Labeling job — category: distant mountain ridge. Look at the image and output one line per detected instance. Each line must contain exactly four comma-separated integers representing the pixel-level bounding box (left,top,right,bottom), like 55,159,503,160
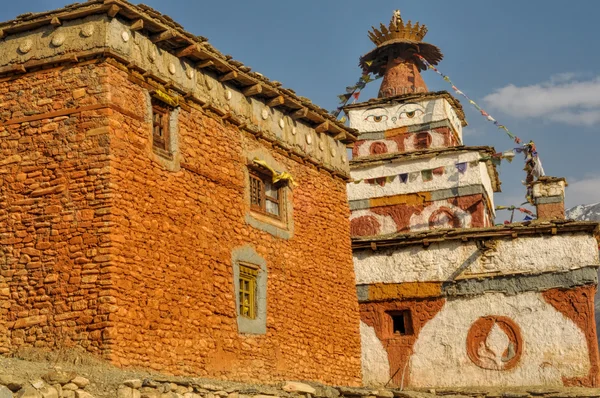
566,202,600,221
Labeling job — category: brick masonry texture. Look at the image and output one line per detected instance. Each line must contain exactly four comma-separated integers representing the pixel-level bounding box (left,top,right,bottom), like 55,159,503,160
0,61,362,385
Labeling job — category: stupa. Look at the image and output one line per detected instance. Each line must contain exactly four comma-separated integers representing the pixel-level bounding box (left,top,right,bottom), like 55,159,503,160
346,10,600,388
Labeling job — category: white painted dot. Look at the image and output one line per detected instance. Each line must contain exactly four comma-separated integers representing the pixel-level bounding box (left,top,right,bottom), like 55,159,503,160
261,108,269,120
51,34,65,47
168,63,176,75
81,24,95,38
186,68,194,79
330,147,336,157
291,127,297,135
319,141,325,151
306,134,312,145
148,49,156,63
18,40,33,54
121,31,130,42
225,90,232,100
279,119,285,129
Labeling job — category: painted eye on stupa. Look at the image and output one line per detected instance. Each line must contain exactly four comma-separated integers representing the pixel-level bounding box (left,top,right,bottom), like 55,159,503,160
364,114,388,122
397,103,425,120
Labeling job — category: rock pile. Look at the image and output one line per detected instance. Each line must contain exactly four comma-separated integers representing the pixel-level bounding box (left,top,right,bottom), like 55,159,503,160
0,370,92,398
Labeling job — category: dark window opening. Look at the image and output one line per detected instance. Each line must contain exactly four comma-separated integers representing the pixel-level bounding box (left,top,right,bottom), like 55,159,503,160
389,310,413,336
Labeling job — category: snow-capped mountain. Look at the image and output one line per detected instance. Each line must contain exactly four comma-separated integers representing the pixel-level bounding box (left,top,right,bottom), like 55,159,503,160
566,202,600,221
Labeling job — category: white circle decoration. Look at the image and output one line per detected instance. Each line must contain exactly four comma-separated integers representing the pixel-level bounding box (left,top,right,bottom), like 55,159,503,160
18,40,33,54
81,24,95,38
186,68,194,79
291,127,297,135
168,63,176,75
306,134,312,145
121,31,130,42
51,34,65,47
279,119,285,129
148,49,157,63
225,90,232,100
261,108,269,120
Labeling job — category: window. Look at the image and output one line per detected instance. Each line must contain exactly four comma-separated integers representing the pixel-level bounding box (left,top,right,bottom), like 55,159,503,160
249,171,283,219
388,310,413,336
239,264,259,319
152,98,170,152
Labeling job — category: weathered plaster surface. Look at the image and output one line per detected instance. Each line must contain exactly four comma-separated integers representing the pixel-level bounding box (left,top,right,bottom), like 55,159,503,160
347,98,463,138
348,151,496,210
354,234,600,285
444,267,598,297
409,292,590,387
360,321,390,386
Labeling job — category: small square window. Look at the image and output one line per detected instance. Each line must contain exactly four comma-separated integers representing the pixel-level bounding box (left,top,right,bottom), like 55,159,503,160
239,264,259,319
388,310,413,336
249,170,283,219
151,99,170,152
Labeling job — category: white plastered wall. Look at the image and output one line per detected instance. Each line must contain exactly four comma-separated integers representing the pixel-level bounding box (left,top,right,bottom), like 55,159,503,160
409,292,590,387
354,234,599,285
347,98,463,139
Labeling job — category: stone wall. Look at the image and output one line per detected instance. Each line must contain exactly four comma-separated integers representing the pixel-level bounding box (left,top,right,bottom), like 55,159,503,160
0,63,113,356
0,56,362,384
101,63,362,384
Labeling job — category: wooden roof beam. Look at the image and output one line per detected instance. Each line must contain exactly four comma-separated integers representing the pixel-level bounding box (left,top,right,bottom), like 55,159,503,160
219,70,238,82
291,107,308,120
175,44,198,58
315,121,329,134
196,60,214,69
107,5,121,18
150,29,177,43
266,96,284,108
50,17,61,27
242,84,262,97
130,19,144,31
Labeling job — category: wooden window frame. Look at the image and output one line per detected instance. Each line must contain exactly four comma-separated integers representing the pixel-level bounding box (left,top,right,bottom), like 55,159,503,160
239,263,259,320
151,98,171,152
249,169,284,221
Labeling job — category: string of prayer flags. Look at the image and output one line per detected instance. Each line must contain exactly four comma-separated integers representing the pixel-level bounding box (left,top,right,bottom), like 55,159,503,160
416,54,522,144
415,53,546,202
332,72,381,118
351,160,480,186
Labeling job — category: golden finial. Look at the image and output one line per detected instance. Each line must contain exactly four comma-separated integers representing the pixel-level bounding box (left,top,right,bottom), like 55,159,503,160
368,10,429,46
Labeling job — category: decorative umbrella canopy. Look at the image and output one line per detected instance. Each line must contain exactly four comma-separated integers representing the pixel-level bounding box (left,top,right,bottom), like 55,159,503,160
360,11,443,98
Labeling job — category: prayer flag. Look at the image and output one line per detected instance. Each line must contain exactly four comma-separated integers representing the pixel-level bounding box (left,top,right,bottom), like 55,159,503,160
456,162,467,174
399,173,408,183
421,169,433,182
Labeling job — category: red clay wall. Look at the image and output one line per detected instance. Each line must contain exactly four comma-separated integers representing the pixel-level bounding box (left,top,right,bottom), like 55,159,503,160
103,65,362,384
0,63,113,355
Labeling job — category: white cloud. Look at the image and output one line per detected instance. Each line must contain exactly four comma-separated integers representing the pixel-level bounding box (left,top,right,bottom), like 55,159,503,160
483,74,600,126
565,176,600,208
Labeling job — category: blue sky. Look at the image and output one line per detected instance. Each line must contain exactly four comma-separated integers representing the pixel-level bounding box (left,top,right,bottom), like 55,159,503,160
3,1,600,221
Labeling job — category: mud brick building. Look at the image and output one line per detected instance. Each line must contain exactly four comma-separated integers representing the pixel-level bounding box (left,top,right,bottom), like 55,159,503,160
348,11,600,388
0,0,362,384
